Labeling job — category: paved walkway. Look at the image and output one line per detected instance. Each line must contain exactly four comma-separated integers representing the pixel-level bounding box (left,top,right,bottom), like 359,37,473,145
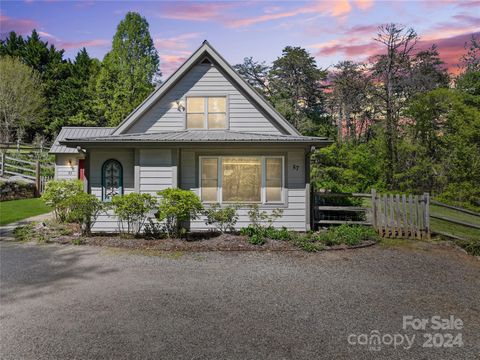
0,212,53,240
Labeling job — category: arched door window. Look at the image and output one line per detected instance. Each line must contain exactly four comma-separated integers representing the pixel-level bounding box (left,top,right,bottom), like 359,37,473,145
102,159,123,201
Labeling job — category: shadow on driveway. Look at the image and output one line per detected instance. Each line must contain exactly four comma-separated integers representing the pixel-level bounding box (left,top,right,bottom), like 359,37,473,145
0,242,117,304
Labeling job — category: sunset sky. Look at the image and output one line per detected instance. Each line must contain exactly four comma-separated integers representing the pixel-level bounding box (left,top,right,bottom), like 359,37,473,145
1,0,479,78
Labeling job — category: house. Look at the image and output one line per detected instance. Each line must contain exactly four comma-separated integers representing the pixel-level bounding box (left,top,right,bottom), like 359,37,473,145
52,41,331,232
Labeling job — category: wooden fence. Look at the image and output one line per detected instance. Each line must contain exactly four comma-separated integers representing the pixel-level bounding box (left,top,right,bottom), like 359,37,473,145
313,189,431,239
312,192,371,226
0,153,54,195
371,190,430,239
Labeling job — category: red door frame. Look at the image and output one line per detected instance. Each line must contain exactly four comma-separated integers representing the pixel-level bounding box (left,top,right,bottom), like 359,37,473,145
78,159,85,181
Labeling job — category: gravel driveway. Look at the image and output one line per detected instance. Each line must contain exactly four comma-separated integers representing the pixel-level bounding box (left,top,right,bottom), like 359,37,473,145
1,241,479,359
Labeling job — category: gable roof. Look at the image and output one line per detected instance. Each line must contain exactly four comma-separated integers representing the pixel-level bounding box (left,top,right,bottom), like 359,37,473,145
112,41,301,136
61,130,330,147
50,127,114,154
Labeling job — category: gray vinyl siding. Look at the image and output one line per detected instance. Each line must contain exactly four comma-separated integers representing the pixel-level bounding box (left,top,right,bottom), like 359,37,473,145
126,63,284,135
180,147,308,231
139,149,174,195
89,149,135,232
55,154,82,180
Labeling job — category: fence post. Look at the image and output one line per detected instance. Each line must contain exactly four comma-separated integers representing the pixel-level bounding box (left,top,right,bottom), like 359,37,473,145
0,152,4,176
35,160,41,197
424,192,430,240
371,189,377,230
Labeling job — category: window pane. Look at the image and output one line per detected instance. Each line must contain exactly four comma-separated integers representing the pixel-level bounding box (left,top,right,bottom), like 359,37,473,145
201,158,218,202
222,157,261,202
208,113,226,129
208,97,226,113
266,158,282,179
201,158,218,180
202,179,218,202
186,113,205,129
187,97,204,113
266,179,282,202
266,158,282,202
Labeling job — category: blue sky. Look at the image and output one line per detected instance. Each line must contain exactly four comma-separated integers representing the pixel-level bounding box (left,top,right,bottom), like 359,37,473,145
1,1,479,78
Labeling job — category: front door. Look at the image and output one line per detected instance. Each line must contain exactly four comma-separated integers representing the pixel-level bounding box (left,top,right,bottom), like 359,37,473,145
78,159,85,181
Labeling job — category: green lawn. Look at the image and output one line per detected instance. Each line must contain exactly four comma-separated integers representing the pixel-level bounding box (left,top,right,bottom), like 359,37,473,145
0,198,52,226
429,204,480,241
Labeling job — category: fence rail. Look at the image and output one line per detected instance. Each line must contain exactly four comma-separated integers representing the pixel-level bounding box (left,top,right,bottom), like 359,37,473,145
313,189,431,239
0,152,54,195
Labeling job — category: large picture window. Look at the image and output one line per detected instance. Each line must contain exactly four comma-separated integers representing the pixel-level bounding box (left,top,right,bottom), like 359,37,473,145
200,156,283,204
102,159,123,201
186,97,226,129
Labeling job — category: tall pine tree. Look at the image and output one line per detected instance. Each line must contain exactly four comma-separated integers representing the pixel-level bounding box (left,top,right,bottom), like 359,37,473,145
96,12,160,126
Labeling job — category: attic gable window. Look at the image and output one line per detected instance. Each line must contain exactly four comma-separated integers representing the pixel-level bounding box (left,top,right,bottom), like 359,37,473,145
186,96,226,129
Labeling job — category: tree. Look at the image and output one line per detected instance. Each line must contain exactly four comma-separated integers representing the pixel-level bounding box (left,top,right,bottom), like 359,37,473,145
329,61,374,141
460,34,480,72
403,88,480,200
372,23,418,189
0,30,72,140
456,35,480,96
50,48,103,131
0,56,44,143
407,45,450,95
268,46,327,133
234,57,270,96
96,12,160,126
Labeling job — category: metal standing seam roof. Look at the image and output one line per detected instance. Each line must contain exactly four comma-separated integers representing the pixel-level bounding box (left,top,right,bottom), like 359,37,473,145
60,130,331,146
49,127,114,153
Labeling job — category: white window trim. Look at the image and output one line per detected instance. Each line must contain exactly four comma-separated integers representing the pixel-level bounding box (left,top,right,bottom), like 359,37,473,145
185,95,228,130
199,156,285,205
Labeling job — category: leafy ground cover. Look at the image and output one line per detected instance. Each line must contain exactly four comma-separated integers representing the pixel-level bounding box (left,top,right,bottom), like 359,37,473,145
12,221,378,253
0,198,51,226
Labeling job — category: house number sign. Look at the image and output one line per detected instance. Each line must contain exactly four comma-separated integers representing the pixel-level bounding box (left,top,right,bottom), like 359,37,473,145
292,164,299,171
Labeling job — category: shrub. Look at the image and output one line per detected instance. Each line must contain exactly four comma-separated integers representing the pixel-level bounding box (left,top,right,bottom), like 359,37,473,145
312,225,379,247
143,218,166,240
110,193,157,236
156,188,203,238
291,233,324,252
247,204,283,228
13,224,34,241
72,238,86,245
203,203,239,233
249,233,266,245
240,225,294,245
264,226,293,241
66,192,105,236
455,239,480,256
41,180,83,222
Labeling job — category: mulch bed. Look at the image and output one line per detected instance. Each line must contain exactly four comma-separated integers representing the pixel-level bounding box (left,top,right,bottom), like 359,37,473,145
75,233,298,251
30,221,377,252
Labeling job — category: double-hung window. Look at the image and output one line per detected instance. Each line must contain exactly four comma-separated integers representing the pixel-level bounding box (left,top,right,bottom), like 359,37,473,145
200,156,284,204
186,96,227,129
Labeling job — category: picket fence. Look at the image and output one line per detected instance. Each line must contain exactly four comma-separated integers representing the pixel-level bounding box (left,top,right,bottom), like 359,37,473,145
371,189,430,239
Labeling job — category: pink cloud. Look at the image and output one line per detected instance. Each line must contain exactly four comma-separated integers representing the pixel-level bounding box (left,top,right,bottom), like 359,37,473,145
157,1,238,22
154,32,202,52
160,54,188,76
420,32,480,74
0,13,37,36
229,1,353,28
456,1,480,8
59,39,110,49
353,0,374,10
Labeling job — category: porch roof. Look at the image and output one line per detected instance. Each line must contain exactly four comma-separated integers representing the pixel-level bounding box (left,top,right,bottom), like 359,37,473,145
61,130,331,147
50,127,114,154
